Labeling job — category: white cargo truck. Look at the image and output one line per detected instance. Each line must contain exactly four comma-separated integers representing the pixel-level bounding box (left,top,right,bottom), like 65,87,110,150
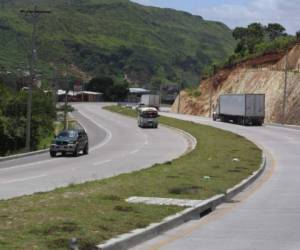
213,94,265,126
140,94,160,110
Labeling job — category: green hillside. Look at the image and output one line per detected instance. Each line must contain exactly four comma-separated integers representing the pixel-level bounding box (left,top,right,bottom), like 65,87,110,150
0,0,235,88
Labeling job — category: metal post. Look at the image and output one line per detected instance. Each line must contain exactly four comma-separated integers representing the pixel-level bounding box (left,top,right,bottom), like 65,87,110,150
177,88,181,114
209,65,216,118
64,89,69,130
63,62,69,130
282,50,288,124
25,9,37,152
52,68,58,105
20,6,51,152
177,81,183,114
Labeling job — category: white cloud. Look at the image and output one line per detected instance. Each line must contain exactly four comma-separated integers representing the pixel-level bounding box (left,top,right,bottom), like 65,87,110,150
131,0,300,34
197,0,300,34
131,0,158,6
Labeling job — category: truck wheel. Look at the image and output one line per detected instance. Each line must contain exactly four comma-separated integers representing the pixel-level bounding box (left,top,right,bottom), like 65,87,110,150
257,120,263,126
50,151,56,157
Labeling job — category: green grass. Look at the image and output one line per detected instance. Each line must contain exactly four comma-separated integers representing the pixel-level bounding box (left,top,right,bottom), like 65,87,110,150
0,106,261,249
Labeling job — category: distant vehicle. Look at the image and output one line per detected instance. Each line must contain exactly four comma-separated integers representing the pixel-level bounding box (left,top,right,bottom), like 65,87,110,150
213,94,265,126
138,107,159,128
50,129,89,157
140,94,160,110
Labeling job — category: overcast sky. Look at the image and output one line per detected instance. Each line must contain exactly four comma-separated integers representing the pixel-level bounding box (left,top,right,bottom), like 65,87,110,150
130,0,300,34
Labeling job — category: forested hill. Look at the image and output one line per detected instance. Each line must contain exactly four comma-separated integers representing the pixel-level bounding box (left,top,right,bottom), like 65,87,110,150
0,0,235,87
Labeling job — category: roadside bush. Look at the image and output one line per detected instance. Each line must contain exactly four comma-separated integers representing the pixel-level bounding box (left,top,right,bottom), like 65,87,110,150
0,83,56,155
255,36,295,54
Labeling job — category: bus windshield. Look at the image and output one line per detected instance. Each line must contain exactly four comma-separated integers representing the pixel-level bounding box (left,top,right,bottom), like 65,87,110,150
141,111,158,118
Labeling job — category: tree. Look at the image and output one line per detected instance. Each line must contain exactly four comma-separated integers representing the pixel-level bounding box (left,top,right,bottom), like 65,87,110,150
0,82,56,155
87,76,114,101
266,23,286,40
232,27,248,41
232,24,265,54
111,82,129,102
232,27,248,55
87,76,129,101
246,23,265,53
232,22,288,56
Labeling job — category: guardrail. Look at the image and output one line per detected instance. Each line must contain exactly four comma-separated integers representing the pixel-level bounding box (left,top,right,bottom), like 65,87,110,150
0,149,49,163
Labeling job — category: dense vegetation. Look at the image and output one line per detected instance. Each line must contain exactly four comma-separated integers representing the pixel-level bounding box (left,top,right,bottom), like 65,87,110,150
202,23,298,77
0,83,56,156
87,76,129,101
0,0,235,89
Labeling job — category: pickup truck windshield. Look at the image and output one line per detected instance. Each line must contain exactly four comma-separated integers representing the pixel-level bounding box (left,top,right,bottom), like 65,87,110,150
57,131,77,139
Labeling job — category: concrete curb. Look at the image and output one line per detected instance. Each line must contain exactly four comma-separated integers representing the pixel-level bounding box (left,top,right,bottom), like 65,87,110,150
0,149,49,163
162,125,197,155
97,154,266,250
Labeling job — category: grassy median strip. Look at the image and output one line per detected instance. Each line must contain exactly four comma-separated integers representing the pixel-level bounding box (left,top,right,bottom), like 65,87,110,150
0,106,262,250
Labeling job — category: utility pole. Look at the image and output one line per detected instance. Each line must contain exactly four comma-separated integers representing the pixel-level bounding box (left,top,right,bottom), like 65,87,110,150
177,86,181,114
177,79,183,114
282,49,288,124
20,6,51,152
64,90,69,130
52,67,58,105
209,64,216,118
63,62,69,130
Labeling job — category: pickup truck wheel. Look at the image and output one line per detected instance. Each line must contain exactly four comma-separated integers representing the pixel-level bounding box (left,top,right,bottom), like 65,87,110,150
83,143,89,155
73,147,79,157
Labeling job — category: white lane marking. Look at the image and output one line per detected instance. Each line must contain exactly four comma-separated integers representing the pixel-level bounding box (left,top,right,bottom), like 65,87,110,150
130,149,140,155
0,159,57,172
92,159,112,166
144,137,149,145
1,174,48,184
76,110,112,152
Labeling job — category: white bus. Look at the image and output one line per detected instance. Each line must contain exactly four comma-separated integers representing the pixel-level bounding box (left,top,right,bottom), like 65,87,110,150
138,107,159,128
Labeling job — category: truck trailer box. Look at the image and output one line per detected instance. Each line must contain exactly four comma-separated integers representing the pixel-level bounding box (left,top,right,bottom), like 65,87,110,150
219,94,265,117
214,94,265,126
140,94,160,109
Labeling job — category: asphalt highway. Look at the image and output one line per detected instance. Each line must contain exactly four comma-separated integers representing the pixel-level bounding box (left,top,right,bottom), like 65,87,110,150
0,103,188,200
133,113,300,250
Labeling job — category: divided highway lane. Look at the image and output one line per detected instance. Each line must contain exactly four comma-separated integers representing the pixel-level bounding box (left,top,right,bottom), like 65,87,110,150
0,103,188,200
133,113,300,250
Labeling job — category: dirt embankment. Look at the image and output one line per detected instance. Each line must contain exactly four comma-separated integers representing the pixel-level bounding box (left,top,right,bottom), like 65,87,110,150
171,44,300,125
